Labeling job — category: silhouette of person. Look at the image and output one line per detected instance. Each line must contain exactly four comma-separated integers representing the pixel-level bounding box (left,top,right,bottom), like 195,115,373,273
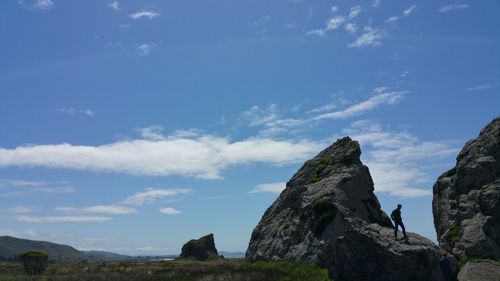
391,204,408,240
439,255,456,281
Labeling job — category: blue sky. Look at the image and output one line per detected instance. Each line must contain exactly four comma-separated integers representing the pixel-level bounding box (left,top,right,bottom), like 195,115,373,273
0,0,499,255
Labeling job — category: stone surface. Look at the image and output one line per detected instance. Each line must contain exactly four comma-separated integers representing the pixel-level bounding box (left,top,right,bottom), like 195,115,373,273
433,117,500,259
180,233,219,261
458,259,500,281
247,137,448,281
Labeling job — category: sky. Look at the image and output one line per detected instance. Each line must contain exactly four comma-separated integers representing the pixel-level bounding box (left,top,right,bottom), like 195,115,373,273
0,0,499,256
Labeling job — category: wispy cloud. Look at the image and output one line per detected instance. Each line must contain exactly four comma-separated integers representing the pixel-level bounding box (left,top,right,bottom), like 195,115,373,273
137,43,154,56
122,189,191,205
249,182,286,194
348,26,386,48
348,5,362,20
83,205,138,215
314,91,406,120
466,84,492,92
19,0,53,11
159,207,182,215
344,23,358,34
58,108,95,117
16,215,111,223
306,15,345,37
108,1,119,11
372,0,381,8
308,97,351,113
1,206,35,214
0,229,38,238
344,120,459,197
0,178,75,196
438,4,469,13
129,10,160,20
403,4,416,17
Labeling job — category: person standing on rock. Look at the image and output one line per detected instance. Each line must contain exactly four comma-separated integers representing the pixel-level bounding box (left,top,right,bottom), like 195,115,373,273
391,204,408,241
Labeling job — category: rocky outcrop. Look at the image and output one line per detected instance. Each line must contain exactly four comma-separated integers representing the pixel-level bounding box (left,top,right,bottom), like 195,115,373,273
180,234,219,261
457,260,500,281
433,117,500,259
247,137,448,281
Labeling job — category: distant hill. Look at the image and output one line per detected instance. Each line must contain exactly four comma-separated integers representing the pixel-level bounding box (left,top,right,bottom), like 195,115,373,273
0,236,82,261
0,236,130,262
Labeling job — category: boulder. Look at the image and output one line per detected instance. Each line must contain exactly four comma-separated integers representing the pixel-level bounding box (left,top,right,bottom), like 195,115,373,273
457,259,500,281
247,137,448,281
180,233,219,261
433,117,500,259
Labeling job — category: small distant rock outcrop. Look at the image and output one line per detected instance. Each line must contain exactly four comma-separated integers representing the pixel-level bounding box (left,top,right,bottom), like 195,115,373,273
433,117,500,260
180,234,219,261
247,137,448,281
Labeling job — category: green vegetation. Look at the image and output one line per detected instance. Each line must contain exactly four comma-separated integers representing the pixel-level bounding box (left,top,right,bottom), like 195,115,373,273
19,251,48,275
0,259,333,281
312,199,338,237
444,226,461,244
309,154,333,184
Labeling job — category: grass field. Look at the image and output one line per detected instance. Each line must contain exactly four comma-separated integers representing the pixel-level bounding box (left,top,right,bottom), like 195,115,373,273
0,259,332,281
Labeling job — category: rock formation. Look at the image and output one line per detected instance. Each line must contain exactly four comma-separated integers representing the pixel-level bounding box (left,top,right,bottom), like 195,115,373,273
180,233,219,261
247,137,448,281
457,259,500,281
433,117,500,259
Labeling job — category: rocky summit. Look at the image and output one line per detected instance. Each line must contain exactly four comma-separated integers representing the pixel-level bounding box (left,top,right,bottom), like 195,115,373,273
433,117,500,259
180,233,219,261
247,137,449,281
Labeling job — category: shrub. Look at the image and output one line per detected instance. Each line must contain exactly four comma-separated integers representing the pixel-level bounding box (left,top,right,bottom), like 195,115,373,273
312,199,337,237
19,251,48,275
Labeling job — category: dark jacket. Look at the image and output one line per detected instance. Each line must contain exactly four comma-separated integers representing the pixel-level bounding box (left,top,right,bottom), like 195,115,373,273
391,208,402,222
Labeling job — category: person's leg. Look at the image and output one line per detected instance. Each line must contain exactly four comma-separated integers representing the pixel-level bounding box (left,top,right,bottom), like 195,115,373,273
394,222,399,239
400,221,407,238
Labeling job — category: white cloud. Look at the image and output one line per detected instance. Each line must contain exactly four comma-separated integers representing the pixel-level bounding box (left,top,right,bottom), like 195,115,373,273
348,6,362,20
1,206,35,214
20,0,53,10
129,10,160,20
308,98,351,113
348,26,386,48
438,4,468,13
372,0,381,8
58,108,95,117
137,125,165,141
314,91,406,121
249,182,286,194
466,84,492,92
122,189,191,205
326,15,345,30
83,205,138,215
306,15,345,37
243,104,279,127
343,120,459,198
16,215,111,223
386,16,399,23
159,207,182,215
344,23,358,34
137,43,154,56
0,134,322,179
306,29,327,37
0,229,38,238
403,5,416,17
0,178,75,196
330,6,338,13
108,1,119,11
55,206,76,212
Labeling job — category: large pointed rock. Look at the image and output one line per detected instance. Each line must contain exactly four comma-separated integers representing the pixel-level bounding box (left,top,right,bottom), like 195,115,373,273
247,137,448,281
180,234,219,261
433,117,500,259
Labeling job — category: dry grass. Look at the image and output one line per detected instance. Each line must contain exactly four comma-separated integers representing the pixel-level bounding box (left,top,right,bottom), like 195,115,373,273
0,259,332,281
